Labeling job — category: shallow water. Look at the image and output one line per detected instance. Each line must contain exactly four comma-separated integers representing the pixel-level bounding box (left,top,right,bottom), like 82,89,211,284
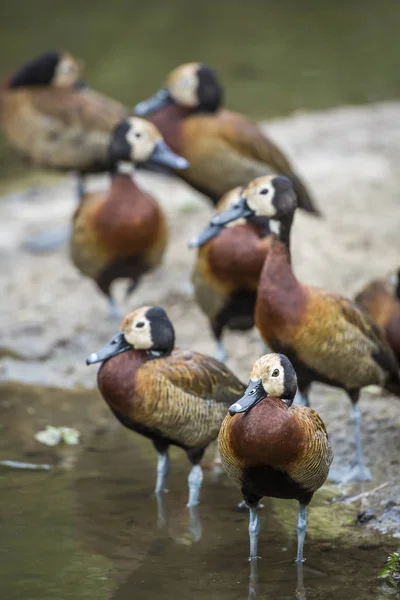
0,383,397,600
1,0,400,189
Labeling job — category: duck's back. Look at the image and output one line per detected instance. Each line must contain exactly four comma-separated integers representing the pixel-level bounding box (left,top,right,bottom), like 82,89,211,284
180,110,315,211
0,86,127,171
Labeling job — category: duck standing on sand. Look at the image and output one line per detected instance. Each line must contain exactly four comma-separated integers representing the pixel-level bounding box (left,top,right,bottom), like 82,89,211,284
70,117,188,321
134,62,320,215
87,306,245,507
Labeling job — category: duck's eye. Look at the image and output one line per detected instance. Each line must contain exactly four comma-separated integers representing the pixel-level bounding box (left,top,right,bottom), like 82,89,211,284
135,132,142,139
135,321,145,328
272,369,280,377
260,188,269,195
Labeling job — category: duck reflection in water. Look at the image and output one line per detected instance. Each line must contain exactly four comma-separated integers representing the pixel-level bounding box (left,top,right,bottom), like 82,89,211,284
154,491,202,545
248,560,306,600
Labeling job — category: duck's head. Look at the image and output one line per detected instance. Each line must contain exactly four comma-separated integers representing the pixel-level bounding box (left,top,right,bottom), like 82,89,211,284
108,116,189,171
188,186,243,248
86,306,175,365
228,353,297,415
8,50,83,89
211,175,297,235
134,62,223,116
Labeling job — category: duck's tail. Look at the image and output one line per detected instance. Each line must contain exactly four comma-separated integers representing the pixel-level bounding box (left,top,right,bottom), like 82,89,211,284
291,174,322,217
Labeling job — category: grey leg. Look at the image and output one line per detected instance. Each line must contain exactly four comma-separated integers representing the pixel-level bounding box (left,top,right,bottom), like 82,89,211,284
108,296,121,326
296,504,307,563
248,556,259,599
248,506,261,561
187,464,203,507
155,452,170,494
329,403,372,483
349,403,372,480
214,340,227,364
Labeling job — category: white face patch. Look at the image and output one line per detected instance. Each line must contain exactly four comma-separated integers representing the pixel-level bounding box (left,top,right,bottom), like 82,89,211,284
250,355,285,398
168,64,199,108
125,118,161,163
245,179,277,217
261,366,285,398
123,312,153,349
54,56,80,87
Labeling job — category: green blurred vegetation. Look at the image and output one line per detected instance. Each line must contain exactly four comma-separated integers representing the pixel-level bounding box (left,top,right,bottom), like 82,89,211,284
1,0,400,186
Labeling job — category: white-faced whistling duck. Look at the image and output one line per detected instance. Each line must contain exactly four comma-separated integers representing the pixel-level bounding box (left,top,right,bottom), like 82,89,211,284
70,117,188,322
218,353,332,563
134,62,320,215
0,50,127,175
86,305,245,507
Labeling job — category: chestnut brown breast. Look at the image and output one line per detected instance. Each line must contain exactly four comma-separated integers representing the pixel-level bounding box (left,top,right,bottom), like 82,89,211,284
224,398,305,469
207,224,271,289
97,350,149,418
70,175,167,280
94,175,167,258
255,239,308,344
218,398,332,495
